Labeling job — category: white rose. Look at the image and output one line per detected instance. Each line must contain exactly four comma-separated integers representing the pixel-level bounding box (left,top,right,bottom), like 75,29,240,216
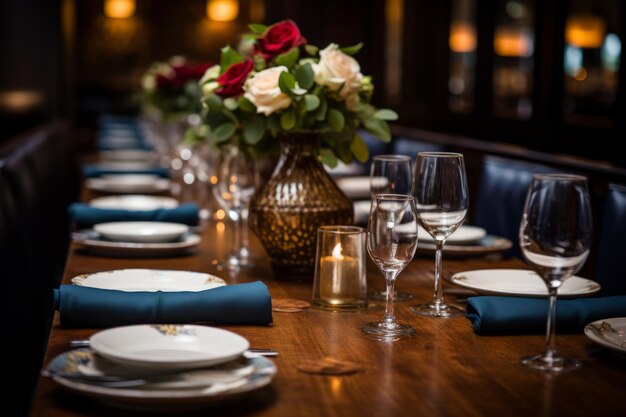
312,43,363,99
243,66,293,116
200,64,221,85
141,74,156,92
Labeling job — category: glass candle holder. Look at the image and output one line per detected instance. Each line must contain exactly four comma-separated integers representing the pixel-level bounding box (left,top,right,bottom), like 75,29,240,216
312,225,367,310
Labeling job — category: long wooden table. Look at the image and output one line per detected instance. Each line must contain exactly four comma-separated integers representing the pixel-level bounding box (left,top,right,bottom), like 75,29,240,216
30,201,626,416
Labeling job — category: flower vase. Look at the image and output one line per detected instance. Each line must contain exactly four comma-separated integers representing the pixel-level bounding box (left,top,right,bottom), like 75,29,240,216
249,132,354,280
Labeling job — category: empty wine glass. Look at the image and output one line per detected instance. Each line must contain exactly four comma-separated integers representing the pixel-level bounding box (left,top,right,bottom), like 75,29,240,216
368,155,414,302
362,194,418,339
213,145,259,271
519,174,592,372
410,152,468,318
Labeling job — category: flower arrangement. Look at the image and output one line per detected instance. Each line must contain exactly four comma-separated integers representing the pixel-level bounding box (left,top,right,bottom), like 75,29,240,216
199,20,397,166
141,56,212,121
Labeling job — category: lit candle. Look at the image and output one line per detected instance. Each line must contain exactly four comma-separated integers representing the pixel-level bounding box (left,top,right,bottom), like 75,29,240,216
319,242,362,303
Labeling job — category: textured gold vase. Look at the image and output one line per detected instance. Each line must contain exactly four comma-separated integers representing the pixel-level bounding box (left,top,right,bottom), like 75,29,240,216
249,132,354,280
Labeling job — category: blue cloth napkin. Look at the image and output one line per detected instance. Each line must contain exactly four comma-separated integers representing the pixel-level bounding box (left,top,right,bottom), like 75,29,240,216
82,164,170,178
54,281,273,328
68,203,200,229
466,295,626,335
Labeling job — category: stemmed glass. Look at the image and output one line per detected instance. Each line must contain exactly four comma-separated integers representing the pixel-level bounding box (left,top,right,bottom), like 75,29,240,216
518,174,592,372
368,155,414,302
410,152,468,318
213,145,259,271
362,194,418,339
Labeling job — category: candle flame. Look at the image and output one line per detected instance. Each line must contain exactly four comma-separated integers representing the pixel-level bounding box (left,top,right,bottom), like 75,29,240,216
332,242,344,260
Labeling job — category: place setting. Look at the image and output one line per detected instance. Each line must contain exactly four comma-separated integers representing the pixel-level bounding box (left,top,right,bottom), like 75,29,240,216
86,174,172,194
72,220,201,257
42,324,277,409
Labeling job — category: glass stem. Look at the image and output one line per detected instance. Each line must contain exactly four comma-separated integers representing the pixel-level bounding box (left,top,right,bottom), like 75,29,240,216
433,240,445,310
230,210,243,262
382,270,399,327
543,287,559,362
240,206,250,258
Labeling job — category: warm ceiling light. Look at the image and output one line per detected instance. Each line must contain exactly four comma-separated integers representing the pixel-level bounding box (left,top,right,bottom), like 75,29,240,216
449,22,477,53
206,0,239,22
566,15,606,49
494,27,533,57
104,0,136,19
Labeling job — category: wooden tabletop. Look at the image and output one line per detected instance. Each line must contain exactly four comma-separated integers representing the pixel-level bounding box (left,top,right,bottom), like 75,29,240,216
29,198,626,416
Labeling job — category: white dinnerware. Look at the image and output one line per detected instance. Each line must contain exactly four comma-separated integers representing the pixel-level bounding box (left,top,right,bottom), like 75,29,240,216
89,195,179,211
44,349,276,408
584,317,626,355
418,225,486,244
335,176,371,199
87,174,170,194
72,231,200,257
99,150,159,163
90,325,250,371
449,269,601,298
71,269,226,292
94,221,189,243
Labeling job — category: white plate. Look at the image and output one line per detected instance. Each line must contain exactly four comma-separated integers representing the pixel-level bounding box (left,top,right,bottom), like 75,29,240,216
87,175,170,194
73,231,200,257
584,317,626,354
449,269,601,298
71,269,226,292
99,150,159,162
417,235,513,258
90,325,250,371
418,225,487,244
91,161,159,171
94,221,189,243
45,349,276,409
89,195,179,211
335,176,371,199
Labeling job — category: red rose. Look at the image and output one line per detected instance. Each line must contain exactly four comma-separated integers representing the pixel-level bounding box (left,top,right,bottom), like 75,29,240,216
255,20,306,61
216,59,254,98
156,62,212,90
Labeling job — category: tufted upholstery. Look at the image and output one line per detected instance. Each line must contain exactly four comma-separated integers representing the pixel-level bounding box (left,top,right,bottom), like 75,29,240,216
472,155,559,258
595,184,626,295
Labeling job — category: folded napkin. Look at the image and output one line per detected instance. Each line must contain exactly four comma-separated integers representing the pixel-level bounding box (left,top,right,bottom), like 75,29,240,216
68,203,200,229
466,295,626,335
82,164,170,178
54,281,273,328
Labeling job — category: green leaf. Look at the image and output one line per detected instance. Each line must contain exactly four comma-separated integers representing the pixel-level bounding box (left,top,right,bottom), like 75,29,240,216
280,108,296,130
221,108,238,123
267,115,281,136
350,132,369,163
223,98,239,111
205,94,223,111
274,47,300,68
319,148,338,168
220,46,244,73
212,122,236,143
340,42,363,55
304,94,320,111
304,44,319,56
364,118,391,142
328,108,345,132
295,64,314,90
315,97,328,121
243,116,265,144
373,109,399,121
238,96,255,112
248,23,267,34
278,71,296,96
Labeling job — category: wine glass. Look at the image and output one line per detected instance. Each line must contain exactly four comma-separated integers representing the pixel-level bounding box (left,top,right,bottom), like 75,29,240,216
410,152,468,318
213,145,259,271
368,155,414,302
519,174,592,372
362,194,418,339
